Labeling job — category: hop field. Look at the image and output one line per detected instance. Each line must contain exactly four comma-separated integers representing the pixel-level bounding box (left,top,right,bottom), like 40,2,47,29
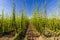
0,0,60,40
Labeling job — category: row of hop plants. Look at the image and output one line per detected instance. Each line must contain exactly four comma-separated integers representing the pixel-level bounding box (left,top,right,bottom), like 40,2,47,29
30,10,60,36
1,8,60,37
0,9,29,37
30,0,60,37
0,15,28,35
0,0,29,36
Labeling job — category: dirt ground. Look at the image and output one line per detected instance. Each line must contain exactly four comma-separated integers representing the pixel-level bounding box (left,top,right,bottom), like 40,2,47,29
0,37,13,40
0,31,16,40
0,36,60,40
38,36,60,40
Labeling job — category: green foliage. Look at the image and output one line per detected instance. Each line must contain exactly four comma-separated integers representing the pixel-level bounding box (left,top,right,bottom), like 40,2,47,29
21,11,29,31
0,10,29,34
30,0,60,36
0,0,60,38
30,10,60,35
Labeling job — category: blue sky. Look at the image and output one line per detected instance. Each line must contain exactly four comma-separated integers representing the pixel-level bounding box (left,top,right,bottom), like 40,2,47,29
0,0,58,17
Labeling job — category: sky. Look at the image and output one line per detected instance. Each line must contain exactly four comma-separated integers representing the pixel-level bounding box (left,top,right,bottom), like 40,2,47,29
0,0,59,17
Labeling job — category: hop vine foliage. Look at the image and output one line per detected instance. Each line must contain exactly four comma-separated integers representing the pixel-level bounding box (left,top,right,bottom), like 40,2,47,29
0,0,60,39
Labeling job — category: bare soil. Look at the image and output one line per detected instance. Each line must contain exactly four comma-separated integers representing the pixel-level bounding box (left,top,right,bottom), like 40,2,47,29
0,30,16,40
